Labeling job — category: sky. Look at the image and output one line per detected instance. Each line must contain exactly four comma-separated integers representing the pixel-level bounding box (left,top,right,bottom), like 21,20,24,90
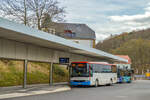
58,0,150,42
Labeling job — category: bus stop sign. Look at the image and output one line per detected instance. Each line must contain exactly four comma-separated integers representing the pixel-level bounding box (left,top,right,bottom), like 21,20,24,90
59,58,69,64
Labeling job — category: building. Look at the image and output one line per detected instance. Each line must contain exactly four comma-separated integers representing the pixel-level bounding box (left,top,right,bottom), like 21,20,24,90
115,55,132,70
42,23,96,48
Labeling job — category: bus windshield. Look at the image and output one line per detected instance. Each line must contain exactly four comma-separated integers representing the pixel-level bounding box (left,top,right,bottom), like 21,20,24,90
117,69,132,77
71,63,89,77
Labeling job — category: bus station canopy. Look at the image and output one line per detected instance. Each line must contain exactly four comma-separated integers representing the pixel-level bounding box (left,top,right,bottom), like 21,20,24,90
0,18,128,63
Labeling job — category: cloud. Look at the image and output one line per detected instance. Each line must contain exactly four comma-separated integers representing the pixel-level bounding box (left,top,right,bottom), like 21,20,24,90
96,34,110,43
109,11,150,22
109,12,150,22
108,2,150,33
59,0,150,41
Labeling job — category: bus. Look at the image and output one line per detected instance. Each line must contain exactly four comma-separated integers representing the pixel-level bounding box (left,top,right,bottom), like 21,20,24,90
117,68,133,83
70,62,117,87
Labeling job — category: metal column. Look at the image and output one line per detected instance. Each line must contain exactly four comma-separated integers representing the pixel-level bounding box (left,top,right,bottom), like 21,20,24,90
50,62,53,86
68,64,71,83
23,59,28,88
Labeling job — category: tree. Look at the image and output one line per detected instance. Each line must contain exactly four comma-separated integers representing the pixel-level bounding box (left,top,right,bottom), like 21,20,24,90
0,0,29,25
0,0,65,30
27,0,65,30
111,39,150,74
41,13,53,29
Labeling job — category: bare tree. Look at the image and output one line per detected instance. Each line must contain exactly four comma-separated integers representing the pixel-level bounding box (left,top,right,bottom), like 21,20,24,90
41,13,52,29
0,0,65,30
0,0,29,25
26,0,65,30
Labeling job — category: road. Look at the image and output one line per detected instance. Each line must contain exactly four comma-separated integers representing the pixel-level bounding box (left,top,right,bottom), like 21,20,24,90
3,80,150,100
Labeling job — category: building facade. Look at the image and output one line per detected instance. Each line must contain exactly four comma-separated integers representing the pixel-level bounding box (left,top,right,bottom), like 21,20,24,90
42,23,96,48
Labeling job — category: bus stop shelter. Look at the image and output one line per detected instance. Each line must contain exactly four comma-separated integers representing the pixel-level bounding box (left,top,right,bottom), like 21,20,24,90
0,17,128,88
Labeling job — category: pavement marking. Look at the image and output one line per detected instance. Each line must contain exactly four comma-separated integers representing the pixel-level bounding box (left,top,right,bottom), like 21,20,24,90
116,95,128,98
0,87,71,99
18,89,28,92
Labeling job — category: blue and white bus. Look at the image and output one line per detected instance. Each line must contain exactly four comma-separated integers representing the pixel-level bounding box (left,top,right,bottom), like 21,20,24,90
70,62,117,87
117,69,133,83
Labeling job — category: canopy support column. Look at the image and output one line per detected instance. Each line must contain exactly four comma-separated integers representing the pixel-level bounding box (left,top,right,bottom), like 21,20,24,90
50,62,53,86
23,59,28,88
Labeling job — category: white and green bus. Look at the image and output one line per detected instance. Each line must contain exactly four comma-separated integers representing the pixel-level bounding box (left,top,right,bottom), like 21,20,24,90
70,61,117,87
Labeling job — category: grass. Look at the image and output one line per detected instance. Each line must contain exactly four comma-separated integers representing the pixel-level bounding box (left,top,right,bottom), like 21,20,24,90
27,62,50,84
0,60,23,87
0,60,69,87
53,64,69,83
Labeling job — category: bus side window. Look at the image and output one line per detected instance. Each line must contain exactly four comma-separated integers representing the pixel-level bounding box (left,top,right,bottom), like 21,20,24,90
108,65,112,73
93,64,96,73
97,64,102,73
94,64,99,73
102,65,107,73
112,65,117,73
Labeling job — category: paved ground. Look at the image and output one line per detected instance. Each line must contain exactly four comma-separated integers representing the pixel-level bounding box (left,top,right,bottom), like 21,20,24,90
0,84,70,99
2,80,150,100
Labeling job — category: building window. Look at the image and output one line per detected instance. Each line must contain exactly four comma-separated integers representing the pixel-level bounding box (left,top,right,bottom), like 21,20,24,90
64,30,76,38
49,28,56,34
42,28,56,35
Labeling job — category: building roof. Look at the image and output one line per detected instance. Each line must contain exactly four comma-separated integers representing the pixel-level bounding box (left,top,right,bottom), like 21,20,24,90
48,23,96,39
0,17,128,63
116,55,131,64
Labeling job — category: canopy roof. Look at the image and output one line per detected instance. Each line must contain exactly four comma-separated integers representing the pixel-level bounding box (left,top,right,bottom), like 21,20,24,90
0,18,128,63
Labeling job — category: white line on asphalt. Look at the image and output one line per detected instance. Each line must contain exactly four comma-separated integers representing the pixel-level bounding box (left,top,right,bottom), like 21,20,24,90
116,95,128,98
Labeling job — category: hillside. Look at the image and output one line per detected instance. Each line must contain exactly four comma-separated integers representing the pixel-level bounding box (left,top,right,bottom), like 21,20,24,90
0,60,69,87
96,28,150,52
96,29,150,74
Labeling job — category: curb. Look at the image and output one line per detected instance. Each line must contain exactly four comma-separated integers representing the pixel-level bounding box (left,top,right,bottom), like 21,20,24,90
0,86,71,99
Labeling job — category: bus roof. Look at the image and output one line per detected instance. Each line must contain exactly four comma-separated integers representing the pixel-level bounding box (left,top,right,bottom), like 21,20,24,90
71,61,116,66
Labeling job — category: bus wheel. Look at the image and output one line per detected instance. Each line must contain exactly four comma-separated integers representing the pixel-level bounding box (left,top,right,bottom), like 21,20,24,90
95,80,98,87
107,79,113,86
110,79,113,85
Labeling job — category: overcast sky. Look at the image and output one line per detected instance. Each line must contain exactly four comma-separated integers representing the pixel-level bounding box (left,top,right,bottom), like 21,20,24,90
59,0,150,42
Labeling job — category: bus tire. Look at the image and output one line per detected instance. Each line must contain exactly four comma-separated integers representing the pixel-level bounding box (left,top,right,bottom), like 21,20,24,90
107,79,113,86
110,79,113,85
95,80,99,87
